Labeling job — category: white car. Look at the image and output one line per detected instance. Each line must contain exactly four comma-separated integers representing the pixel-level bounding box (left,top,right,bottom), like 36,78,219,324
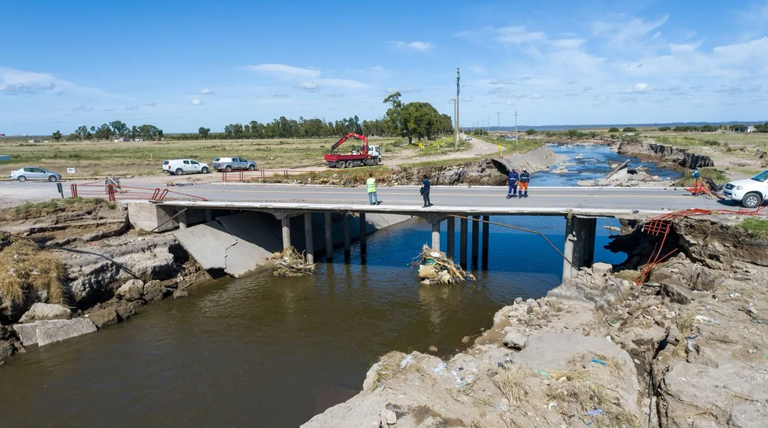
723,170,768,208
9,167,62,182
162,159,210,175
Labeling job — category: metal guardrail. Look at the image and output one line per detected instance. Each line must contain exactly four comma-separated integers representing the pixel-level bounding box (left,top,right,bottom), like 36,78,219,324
70,182,206,202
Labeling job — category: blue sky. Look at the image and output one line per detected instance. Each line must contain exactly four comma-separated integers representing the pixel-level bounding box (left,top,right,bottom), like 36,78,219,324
1,0,768,135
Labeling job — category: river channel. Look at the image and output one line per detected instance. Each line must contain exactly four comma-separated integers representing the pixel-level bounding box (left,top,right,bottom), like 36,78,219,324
0,144,679,428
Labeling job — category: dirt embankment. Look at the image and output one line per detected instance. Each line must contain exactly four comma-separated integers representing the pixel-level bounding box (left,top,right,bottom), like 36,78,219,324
615,141,715,171
304,216,768,428
0,200,208,363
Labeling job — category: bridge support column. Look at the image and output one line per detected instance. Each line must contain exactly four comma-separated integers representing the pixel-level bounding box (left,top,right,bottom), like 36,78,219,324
324,212,333,262
446,217,455,258
563,216,597,280
359,213,367,256
431,220,441,251
178,209,188,230
281,217,291,250
482,215,490,269
205,209,213,223
304,213,314,264
343,215,351,260
460,217,468,269
471,215,480,269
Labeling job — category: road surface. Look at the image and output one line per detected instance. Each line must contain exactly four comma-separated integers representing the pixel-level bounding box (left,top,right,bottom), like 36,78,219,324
0,180,734,213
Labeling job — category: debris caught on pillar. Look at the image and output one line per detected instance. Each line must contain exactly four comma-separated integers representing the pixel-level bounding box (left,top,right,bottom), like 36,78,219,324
413,245,475,284
267,247,316,277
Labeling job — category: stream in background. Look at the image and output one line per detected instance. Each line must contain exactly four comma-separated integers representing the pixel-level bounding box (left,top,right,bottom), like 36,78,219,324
0,143,668,428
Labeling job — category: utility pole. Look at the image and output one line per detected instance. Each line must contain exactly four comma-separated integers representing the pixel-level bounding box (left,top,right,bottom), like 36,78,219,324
496,112,500,132
487,115,490,134
515,110,519,143
452,98,457,142
455,68,460,150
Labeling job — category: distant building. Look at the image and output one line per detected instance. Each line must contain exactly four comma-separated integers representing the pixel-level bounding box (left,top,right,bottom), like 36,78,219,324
0,133,5,137
114,137,131,142
747,125,756,133
134,138,144,142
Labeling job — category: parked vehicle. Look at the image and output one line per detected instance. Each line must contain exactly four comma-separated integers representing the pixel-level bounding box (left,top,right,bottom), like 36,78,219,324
723,170,768,208
162,159,210,175
9,167,61,182
323,133,381,168
213,156,257,172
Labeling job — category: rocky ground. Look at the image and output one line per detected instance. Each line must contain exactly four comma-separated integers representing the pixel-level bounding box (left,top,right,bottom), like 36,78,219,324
0,200,208,365
303,215,768,428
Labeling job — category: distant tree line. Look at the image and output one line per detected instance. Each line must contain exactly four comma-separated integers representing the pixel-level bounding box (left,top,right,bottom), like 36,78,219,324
657,124,768,133
52,121,164,142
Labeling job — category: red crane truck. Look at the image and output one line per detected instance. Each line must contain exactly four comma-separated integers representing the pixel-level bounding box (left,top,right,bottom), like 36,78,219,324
323,133,382,168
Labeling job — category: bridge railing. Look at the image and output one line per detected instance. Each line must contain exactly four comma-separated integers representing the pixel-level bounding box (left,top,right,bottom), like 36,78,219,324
70,182,207,202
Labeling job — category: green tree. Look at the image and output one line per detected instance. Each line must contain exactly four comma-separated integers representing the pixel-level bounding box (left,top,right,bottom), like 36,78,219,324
622,127,638,133
199,127,210,139
51,130,62,142
526,128,537,135
383,92,404,139
658,126,671,131
608,127,620,133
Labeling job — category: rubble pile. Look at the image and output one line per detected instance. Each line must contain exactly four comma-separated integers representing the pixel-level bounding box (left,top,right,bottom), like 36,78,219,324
414,245,474,285
267,247,316,277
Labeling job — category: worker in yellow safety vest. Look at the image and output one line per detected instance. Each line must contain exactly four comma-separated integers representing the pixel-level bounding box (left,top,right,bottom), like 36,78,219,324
366,173,381,205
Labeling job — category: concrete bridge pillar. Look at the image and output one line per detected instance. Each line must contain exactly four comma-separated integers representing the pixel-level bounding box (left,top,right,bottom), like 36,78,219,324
446,217,455,258
482,215,490,269
178,209,188,230
563,215,597,280
471,215,480,269
281,217,291,250
460,217,468,269
324,212,333,262
304,213,314,264
431,220,440,251
359,213,367,256
343,215,351,260
205,209,213,223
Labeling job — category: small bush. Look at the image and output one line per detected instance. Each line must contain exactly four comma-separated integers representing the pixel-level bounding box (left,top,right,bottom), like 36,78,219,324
622,127,638,133
608,127,620,133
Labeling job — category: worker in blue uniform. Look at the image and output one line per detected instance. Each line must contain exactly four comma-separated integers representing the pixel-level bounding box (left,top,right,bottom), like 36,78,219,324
506,168,519,199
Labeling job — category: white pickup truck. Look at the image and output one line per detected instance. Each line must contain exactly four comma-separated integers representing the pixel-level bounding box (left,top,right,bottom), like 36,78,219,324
723,170,768,208
162,159,210,175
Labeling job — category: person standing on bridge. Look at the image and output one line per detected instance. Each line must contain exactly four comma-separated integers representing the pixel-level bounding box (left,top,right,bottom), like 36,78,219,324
506,168,519,199
366,173,381,205
421,174,432,207
519,168,530,198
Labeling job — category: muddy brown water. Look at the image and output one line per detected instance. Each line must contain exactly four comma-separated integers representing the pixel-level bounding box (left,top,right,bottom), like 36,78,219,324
0,216,625,427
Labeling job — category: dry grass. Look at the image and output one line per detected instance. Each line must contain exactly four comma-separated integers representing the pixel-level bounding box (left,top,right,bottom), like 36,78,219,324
1,197,114,221
673,312,696,358
0,137,408,178
492,366,531,406
547,381,639,428
0,241,66,305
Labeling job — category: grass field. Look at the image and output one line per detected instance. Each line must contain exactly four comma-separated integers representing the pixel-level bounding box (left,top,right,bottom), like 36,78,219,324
0,137,409,178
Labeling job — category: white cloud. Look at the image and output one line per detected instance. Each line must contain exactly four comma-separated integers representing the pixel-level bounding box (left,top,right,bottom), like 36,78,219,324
386,87,421,94
470,65,486,74
126,105,139,111
243,63,321,78
549,38,586,49
190,98,202,105
145,101,156,107
591,14,669,50
317,78,366,89
0,67,64,94
531,94,542,99
325,92,345,97
388,41,434,52
72,105,92,112
298,81,318,90
626,83,650,93
198,88,214,95
496,26,546,44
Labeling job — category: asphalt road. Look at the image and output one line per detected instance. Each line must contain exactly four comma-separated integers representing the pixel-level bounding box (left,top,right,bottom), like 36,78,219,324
0,180,733,213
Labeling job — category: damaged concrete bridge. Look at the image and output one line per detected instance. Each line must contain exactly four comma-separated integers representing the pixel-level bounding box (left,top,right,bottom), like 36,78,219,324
125,184,726,279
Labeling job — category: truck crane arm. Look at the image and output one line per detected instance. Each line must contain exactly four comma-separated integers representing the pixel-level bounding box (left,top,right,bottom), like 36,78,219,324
330,133,369,154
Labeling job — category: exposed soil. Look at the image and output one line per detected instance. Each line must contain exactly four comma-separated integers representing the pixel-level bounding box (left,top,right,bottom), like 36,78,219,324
304,215,768,428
